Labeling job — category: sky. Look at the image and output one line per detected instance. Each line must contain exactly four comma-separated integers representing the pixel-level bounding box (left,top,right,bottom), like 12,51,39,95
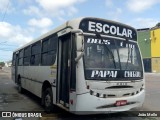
0,0,160,62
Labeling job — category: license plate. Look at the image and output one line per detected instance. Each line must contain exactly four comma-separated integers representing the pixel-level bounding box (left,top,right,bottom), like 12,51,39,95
115,100,127,106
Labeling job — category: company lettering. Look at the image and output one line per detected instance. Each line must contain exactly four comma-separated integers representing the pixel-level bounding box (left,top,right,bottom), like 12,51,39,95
91,70,117,78
124,71,141,77
88,21,133,39
87,38,110,44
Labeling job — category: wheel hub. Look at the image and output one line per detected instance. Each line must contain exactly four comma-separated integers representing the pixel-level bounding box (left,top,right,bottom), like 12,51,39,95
45,94,51,107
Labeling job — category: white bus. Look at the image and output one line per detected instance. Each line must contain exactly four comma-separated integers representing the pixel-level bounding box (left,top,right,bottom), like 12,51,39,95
12,17,145,114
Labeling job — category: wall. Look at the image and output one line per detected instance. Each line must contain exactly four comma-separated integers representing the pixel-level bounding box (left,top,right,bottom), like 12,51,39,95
151,28,160,57
137,30,151,58
138,26,160,73
152,58,160,73
150,27,160,73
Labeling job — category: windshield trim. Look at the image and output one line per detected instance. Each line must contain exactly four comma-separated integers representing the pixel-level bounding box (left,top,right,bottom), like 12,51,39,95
82,32,139,43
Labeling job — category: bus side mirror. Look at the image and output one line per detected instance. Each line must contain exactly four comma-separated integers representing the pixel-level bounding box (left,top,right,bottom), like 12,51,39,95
71,29,84,63
75,52,84,63
76,32,84,52
71,29,84,51
71,29,83,34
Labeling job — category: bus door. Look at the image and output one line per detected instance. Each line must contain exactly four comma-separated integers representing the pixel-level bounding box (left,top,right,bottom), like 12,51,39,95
15,52,19,83
57,34,71,107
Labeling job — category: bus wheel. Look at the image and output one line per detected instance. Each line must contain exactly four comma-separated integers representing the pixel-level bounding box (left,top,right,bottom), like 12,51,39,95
44,88,54,113
18,77,24,93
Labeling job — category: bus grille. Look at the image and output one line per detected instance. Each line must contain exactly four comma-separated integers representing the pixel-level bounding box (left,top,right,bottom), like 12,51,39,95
90,87,144,98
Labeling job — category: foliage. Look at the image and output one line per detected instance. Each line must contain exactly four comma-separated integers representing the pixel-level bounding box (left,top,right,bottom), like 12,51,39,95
0,62,5,67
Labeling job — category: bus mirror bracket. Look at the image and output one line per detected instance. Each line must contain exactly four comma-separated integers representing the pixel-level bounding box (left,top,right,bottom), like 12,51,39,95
71,29,84,52
75,52,84,63
71,29,84,63
71,29,83,34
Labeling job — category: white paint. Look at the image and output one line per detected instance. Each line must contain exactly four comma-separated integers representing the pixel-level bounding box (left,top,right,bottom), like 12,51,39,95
91,70,117,78
124,71,141,77
88,21,133,38
87,38,110,45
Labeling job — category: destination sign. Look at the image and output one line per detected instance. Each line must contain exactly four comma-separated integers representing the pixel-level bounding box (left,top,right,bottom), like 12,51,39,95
79,18,137,40
85,70,143,80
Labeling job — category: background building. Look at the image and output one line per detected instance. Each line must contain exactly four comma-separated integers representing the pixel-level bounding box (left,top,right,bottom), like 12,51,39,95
137,28,152,72
137,23,160,73
151,23,160,73
5,60,12,67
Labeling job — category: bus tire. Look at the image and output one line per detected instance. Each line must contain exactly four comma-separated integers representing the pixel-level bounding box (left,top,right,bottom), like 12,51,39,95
43,88,54,113
18,77,24,93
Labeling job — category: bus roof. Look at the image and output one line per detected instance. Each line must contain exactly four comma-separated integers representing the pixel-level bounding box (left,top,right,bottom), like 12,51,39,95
13,17,136,52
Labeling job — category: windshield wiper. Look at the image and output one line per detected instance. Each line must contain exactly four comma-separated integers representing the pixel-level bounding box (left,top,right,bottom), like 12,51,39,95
96,34,116,69
125,39,130,70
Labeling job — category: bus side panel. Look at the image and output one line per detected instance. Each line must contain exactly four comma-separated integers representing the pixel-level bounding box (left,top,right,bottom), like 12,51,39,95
12,66,15,82
17,66,24,83
69,92,77,111
52,87,57,104
76,55,88,95
23,66,42,97
23,66,31,91
23,66,56,98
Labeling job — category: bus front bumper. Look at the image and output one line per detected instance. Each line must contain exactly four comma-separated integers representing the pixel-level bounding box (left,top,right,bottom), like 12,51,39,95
72,90,145,115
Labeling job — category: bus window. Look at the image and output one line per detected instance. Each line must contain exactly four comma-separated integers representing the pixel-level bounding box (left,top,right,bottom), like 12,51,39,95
42,39,49,53
24,46,31,66
118,43,142,70
49,36,57,51
84,35,143,80
84,37,120,69
12,53,16,66
18,49,23,66
41,36,57,65
31,42,41,65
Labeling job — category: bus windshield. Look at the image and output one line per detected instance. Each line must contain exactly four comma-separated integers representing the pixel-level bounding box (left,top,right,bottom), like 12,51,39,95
83,35,143,80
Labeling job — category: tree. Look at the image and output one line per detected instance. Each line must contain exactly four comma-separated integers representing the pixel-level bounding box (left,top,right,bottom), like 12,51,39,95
0,62,5,67
156,23,160,27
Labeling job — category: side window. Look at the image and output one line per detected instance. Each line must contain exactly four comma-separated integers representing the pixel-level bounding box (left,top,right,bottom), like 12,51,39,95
41,36,57,65
42,52,48,65
24,46,31,56
42,39,49,65
18,49,23,66
24,46,31,65
31,42,41,65
12,53,16,66
42,39,48,53
49,37,57,51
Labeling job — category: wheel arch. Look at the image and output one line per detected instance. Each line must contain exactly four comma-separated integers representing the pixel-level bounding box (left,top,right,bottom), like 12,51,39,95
17,74,21,84
41,80,52,105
